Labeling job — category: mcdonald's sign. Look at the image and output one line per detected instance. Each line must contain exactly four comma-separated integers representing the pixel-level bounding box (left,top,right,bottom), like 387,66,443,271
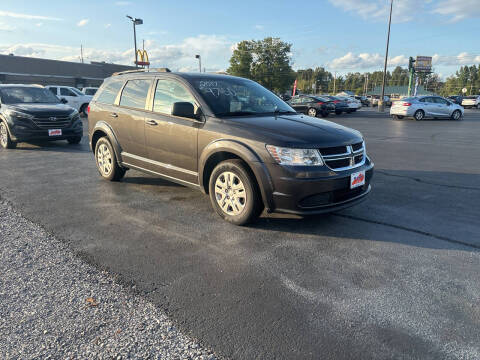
135,50,150,66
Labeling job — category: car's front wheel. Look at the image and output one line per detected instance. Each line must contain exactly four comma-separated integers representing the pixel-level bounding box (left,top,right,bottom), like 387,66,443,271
209,159,263,225
414,110,425,121
67,136,82,144
0,121,17,149
95,137,126,181
451,110,462,120
307,108,317,117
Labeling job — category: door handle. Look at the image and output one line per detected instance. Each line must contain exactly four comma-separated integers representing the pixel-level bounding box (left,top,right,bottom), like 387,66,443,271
110,113,118,118
146,119,158,126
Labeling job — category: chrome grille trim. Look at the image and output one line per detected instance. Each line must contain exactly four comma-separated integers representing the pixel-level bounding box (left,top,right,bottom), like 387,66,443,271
320,142,366,171
32,116,72,129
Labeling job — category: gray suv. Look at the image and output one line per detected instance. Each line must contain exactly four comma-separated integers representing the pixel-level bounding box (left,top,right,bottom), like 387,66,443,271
88,69,373,225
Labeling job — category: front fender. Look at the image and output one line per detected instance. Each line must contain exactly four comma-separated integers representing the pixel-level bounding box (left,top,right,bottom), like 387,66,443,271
199,139,275,211
91,121,123,164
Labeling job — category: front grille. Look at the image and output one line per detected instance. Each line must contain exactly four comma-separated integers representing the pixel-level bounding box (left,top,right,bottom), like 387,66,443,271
32,116,72,129
319,142,366,171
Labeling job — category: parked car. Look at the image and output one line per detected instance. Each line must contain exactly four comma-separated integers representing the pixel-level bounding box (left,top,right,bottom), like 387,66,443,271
336,96,362,112
390,96,464,121
46,85,92,116
355,96,369,106
88,70,373,225
81,87,99,96
461,95,480,109
321,95,350,115
370,95,392,107
0,84,83,149
447,95,463,105
288,95,335,117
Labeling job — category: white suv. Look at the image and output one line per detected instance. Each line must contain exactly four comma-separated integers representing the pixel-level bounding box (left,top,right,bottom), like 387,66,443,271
461,95,480,109
46,86,92,115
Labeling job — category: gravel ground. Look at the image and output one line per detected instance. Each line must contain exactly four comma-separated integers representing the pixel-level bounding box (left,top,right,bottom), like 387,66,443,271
0,197,217,359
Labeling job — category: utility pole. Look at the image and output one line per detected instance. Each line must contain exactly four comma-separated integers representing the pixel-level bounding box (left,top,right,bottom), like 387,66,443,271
379,0,393,112
195,55,202,73
333,72,337,94
80,45,84,64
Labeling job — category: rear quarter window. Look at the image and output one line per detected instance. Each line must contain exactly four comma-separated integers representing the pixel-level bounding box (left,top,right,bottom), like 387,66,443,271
95,80,124,105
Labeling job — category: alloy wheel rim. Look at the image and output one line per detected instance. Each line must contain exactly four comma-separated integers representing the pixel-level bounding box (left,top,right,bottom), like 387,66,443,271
308,109,316,116
214,171,247,216
453,111,460,120
0,123,7,146
416,112,423,120
97,144,113,176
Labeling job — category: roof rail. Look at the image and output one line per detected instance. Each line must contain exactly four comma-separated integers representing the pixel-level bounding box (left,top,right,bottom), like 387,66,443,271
112,68,171,76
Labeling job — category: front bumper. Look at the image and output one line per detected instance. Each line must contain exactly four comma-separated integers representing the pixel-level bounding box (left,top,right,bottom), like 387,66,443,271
266,158,374,215
9,123,83,142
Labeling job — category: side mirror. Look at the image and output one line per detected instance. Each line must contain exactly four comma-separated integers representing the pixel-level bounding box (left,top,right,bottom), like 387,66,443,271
172,102,195,119
60,98,68,104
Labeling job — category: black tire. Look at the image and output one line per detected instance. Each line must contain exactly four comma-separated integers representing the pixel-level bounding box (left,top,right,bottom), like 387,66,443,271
451,110,462,121
80,104,89,117
209,159,263,225
414,110,425,121
67,136,82,144
477,104,480,110
94,137,126,181
392,115,404,120
307,108,317,117
335,110,342,115
0,121,17,149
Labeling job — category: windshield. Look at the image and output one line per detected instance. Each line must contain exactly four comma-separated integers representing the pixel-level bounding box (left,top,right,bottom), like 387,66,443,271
0,87,60,104
190,77,295,116
71,88,84,96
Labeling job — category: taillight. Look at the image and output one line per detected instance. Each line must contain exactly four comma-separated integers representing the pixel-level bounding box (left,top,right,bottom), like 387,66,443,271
402,102,411,106
87,105,90,113
317,102,324,105
333,100,340,104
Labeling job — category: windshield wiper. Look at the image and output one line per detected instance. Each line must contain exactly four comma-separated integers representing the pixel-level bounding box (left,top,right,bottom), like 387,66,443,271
273,110,297,115
215,111,261,117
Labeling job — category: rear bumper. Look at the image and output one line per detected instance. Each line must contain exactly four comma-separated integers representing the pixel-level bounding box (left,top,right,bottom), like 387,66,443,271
266,158,374,215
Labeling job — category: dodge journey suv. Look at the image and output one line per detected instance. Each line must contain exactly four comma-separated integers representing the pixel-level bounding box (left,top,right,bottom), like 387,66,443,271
88,69,373,225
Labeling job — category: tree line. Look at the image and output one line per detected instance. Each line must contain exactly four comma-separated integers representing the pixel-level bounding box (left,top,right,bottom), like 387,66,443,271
227,37,480,96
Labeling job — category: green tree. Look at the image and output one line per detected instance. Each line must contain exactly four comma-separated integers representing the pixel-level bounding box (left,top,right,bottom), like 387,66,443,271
227,37,295,93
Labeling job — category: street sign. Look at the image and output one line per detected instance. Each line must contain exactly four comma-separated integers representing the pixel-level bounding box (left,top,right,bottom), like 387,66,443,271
415,56,432,72
462,88,468,94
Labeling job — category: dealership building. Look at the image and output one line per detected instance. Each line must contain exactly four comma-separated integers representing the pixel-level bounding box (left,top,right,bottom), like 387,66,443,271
0,54,135,89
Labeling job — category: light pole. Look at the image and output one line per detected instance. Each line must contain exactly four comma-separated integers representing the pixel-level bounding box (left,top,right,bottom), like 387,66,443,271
195,55,202,72
126,15,143,68
379,0,393,112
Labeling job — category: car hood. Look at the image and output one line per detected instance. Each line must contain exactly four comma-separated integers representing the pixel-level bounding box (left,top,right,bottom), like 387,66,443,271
221,113,363,148
5,103,76,117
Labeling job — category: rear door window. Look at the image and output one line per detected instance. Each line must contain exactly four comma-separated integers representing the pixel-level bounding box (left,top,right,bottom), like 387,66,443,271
119,79,151,110
60,87,77,97
96,81,124,105
48,87,58,96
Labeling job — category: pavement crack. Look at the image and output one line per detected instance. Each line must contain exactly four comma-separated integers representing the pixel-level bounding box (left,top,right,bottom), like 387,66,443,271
334,213,480,250
376,170,480,191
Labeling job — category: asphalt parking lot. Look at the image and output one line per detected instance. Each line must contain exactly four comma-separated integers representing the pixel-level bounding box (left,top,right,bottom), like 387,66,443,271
1,108,479,359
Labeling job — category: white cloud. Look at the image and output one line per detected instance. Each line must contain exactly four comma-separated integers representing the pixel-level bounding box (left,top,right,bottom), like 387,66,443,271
0,10,62,21
104,23,112,29
77,19,89,27
329,52,408,70
0,22,15,31
36,22,43,27
0,35,233,72
254,24,264,30
433,0,480,22
432,53,480,66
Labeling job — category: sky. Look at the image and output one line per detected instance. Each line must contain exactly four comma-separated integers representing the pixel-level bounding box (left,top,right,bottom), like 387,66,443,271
0,0,479,79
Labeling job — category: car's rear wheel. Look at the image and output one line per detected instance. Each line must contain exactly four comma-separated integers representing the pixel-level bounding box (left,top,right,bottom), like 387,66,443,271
67,136,82,144
392,115,404,120
451,110,461,121
209,159,263,225
307,108,317,117
80,104,89,117
414,110,425,121
95,137,126,181
0,121,17,149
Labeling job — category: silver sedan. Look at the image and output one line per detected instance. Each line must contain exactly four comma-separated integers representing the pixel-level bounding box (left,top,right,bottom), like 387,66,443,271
390,96,464,121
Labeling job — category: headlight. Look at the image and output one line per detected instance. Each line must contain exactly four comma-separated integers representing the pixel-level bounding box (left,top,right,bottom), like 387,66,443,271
4,109,34,120
266,145,324,166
